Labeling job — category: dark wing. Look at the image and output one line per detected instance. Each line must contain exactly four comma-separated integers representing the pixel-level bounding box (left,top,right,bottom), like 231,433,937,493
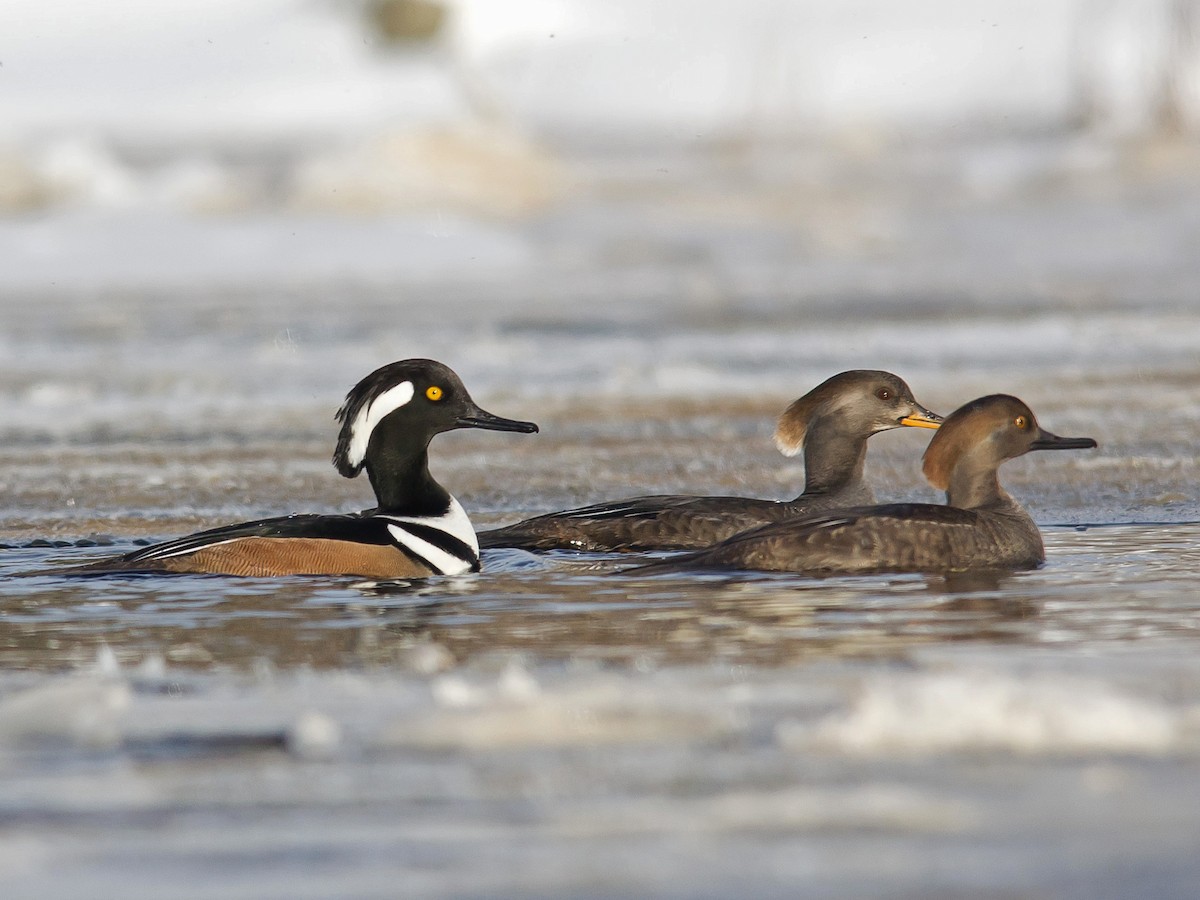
627,504,992,575
106,513,394,566
478,494,794,552
553,495,717,518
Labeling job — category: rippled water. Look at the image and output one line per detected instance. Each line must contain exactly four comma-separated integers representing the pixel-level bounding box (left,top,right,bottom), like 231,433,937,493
5,524,1200,898
3,145,1200,897
6,524,1200,671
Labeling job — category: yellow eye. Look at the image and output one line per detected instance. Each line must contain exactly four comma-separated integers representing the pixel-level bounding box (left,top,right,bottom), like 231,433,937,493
1014,415,1027,429
426,386,444,401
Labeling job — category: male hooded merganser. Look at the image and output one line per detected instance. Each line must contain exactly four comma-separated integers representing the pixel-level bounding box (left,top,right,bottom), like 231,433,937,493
63,359,537,578
626,395,1096,576
477,370,942,553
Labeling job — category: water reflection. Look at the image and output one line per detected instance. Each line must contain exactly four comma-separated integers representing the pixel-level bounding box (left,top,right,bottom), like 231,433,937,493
5,524,1199,673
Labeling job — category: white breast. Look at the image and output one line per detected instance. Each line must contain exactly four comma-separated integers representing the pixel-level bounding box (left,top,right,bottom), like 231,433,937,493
383,496,479,575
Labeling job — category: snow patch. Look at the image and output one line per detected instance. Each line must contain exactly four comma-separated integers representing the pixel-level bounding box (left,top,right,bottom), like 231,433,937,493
785,671,1184,756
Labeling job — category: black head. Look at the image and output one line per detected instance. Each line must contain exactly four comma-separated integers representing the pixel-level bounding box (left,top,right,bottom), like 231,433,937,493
774,369,942,457
332,359,538,478
922,394,1097,491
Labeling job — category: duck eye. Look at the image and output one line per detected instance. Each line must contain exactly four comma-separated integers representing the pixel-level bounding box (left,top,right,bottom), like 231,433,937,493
1014,415,1027,429
876,388,891,401
426,386,444,402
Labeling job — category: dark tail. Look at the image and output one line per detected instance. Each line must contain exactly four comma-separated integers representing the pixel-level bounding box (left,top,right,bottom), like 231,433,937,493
17,557,160,577
477,524,612,552
476,526,525,550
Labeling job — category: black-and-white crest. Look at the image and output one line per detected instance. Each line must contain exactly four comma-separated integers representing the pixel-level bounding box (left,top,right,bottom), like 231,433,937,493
332,359,462,477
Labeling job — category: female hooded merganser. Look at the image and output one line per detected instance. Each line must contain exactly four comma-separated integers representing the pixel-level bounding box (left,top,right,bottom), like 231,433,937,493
65,359,538,578
627,395,1096,576
477,370,942,553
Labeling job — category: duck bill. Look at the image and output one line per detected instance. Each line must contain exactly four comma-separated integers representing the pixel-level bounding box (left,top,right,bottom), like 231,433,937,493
1030,429,1097,451
898,406,943,430
456,407,539,434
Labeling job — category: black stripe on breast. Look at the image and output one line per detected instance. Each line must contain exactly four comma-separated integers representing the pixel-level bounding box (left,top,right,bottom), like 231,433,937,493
386,540,438,575
385,520,481,573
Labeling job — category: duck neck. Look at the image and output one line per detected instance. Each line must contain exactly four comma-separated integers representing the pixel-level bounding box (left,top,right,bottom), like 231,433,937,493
796,417,868,500
364,437,452,516
944,448,1005,509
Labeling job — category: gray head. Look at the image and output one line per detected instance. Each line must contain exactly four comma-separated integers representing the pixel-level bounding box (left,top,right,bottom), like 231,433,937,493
774,370,942,457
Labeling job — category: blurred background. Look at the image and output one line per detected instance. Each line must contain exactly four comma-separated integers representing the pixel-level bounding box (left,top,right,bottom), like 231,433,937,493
2,0,1199,508
4,0,1200,183
2,2,1196,281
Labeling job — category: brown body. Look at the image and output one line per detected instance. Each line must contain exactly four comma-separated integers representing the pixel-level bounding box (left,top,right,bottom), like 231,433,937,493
478,489,874,553
628,395,1096,576
650,497,1046,575
80,536,434,579
479,370,941,552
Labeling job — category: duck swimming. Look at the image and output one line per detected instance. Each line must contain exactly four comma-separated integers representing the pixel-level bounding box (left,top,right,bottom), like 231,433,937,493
59,359,537,578
478,370,941,552
626,395,1096,576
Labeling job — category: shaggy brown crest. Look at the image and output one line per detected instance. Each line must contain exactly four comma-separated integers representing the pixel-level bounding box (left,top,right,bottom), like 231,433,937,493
773,391,821,456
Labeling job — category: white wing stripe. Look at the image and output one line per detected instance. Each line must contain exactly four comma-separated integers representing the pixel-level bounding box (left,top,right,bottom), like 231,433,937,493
141,537,240,560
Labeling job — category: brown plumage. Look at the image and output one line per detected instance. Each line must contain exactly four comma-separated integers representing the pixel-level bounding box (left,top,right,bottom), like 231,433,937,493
478,370,941,552
141,537,429,578
626,395,1097,576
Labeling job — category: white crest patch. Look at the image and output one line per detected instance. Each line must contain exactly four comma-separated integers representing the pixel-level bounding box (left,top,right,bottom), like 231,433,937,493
384,496,479,576
346,380,415,470
773,432,803,458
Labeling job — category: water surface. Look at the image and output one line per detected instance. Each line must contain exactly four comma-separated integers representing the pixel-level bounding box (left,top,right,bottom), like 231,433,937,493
3,145,1200,897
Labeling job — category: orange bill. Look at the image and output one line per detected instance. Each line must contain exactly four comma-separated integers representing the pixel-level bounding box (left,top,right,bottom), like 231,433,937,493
899,410,943,429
